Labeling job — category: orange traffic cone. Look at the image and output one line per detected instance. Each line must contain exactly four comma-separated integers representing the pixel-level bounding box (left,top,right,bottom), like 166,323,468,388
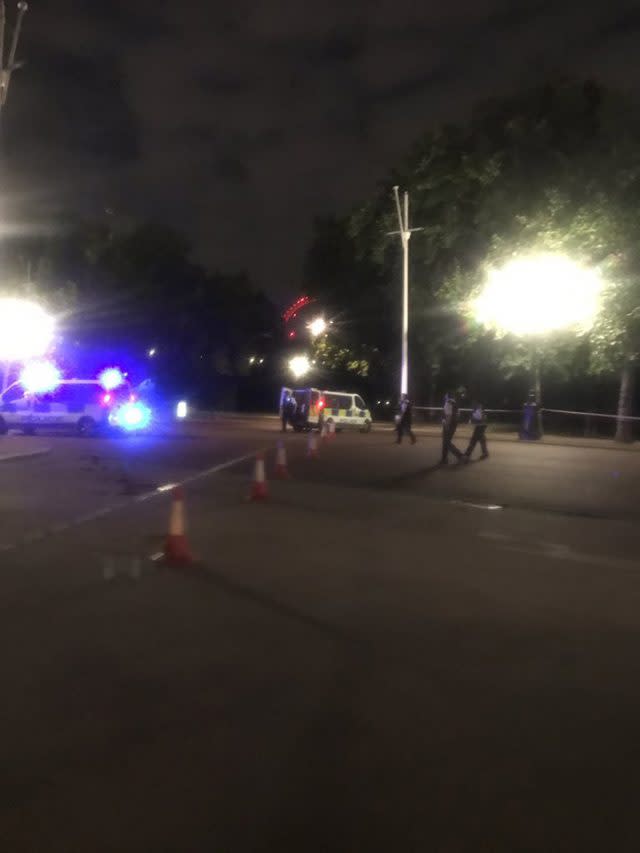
307,431,319,459
163,486,194,566
250,452,269,500
274,440,290,479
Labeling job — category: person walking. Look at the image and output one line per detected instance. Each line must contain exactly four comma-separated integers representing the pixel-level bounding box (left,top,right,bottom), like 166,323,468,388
396,393,417,444
465,401,489,460
440,391,463,464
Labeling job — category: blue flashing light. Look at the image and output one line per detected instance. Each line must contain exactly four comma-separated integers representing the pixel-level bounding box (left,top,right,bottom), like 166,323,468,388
115,401,152,432
20,361,62,394
98,367,126,391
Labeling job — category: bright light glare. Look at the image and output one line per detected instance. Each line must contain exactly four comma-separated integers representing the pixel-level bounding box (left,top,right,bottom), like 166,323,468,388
114,402,152,431
0,299,55,361
473,255,602,336
98,367,126,391
148,348,156,357
289,355,311,379
20,361,61,394
308,316,327,337
176,400,188,419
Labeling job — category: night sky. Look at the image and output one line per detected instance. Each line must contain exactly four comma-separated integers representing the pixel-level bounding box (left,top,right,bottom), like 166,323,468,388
2,0,640,302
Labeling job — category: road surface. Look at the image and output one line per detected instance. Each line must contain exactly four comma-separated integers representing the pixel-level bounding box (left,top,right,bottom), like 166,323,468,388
1,417,639,852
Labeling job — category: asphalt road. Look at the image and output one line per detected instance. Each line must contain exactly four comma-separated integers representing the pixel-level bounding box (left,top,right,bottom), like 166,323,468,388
1,417,639,852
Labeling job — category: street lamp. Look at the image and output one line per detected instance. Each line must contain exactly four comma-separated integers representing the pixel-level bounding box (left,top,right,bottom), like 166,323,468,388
308,316,327,338
0,298,55,392
288,355,311,379
473,255,602,336
0,297,54,361
472,254,603,401
389,187,423,397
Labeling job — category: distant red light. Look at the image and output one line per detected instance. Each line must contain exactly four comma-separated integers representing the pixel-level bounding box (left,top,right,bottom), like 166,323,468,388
318,398,325,409
288,330,296,339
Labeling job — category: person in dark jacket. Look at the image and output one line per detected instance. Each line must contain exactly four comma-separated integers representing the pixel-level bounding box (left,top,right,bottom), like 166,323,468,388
440,391,463,464
464,402,489,460
281,392,297,432
396,393,417,444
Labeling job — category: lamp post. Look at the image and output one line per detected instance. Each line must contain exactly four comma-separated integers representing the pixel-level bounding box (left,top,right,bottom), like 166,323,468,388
288,355,311,380
0,298,55,392
389,187,423,397
308,316,327,338
472,253,603,404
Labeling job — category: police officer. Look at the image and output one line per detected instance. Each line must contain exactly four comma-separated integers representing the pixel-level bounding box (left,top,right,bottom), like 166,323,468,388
281,392,297,432
464,401,489,460
396,393,417,444
440,391,463,464
520,392,541,440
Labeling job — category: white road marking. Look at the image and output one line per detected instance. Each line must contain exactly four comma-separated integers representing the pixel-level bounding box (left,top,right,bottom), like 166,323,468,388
497,543,639,572
2,450,259,554
451,500,503,511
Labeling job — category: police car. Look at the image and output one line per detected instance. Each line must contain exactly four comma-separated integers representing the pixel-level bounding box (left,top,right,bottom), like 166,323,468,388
0,378,142,436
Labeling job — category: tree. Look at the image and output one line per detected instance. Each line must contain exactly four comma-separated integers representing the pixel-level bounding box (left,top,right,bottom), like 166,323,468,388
312,80,640,432
0,218,278,407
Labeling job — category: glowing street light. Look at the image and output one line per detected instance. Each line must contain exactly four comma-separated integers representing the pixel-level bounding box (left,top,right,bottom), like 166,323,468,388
0,298,54,362
20,360,61,394
473,255,602,336
472,254,603,405
308,316,327,337
288,355,311,379
147,347,157,358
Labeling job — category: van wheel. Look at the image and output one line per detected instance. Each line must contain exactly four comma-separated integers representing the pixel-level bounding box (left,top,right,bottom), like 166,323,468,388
77,416,97,437
361,420,372,433
0,416,7,435
23,425,36,436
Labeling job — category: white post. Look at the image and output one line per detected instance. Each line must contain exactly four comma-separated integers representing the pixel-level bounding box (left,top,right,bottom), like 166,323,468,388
401,191,410,396
393,186,411,397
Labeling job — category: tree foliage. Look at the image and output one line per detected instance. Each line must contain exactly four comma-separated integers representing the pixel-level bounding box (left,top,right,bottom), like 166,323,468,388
305,79,640,423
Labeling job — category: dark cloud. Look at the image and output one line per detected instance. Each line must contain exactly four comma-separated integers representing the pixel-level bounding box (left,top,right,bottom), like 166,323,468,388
2,0,639,302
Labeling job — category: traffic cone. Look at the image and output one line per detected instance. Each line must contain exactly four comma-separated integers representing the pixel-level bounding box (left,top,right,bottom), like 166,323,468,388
274,440,290,480
250,452,269,500
163,486,194,566
307,431,319,459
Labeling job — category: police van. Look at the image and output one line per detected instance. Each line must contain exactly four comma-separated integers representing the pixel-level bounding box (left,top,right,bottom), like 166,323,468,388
0,379,133,436
280,387,373,432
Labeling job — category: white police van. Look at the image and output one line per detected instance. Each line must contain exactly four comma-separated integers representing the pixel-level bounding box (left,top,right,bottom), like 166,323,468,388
0,379,132,437
280,387,373,432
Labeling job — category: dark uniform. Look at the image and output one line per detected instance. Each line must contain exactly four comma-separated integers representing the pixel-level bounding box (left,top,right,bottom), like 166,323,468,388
396,394,416,444
520,393,541,440
440,393,463,464
281,394,297,432
465,403,489,459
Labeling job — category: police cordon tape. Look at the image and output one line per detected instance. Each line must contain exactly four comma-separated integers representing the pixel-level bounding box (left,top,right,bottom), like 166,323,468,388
413,405,640,422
